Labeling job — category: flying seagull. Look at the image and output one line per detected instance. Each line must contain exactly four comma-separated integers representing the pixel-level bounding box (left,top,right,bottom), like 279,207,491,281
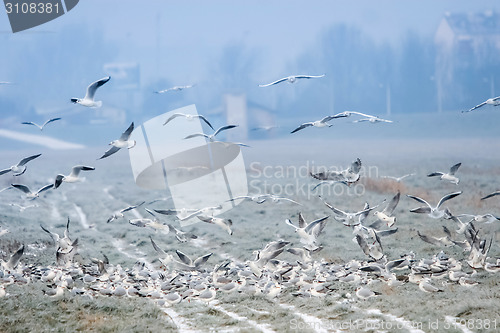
463,96,500,113
285,213,329,249
197,215,233,235
380,173,415,182
71,76,111,108
310,158,362,184
407,191,462,219
163,113,214,130
480,191,500,201
373,191,400,227
353,116,393,123
291,113,348,133
184,125,238,141
259,74,325,87
155,84,195,93
0,153,41,176
54,165,95,189
427,162,461,185
107,201,145,223
98,122,136,159
11,183,53,200
21,118,61,131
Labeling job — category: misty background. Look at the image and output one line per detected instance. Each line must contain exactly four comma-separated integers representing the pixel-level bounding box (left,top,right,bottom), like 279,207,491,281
1,0,500,150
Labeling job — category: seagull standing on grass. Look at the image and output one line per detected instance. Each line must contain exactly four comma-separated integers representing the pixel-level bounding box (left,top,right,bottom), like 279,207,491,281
21,118,61,131
259,74,325,87
0,153,41,176
98,122,136,159
54,165,95,189
71,76,111,108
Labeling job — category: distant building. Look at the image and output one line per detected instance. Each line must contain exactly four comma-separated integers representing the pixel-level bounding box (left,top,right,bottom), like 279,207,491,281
435,10,500,112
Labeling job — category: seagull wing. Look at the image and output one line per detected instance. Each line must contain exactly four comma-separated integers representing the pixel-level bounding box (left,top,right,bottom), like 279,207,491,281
7,245,24,270
175,250,193,266
285,218,298,230
36,184,53,195
41,118,61,129
410,206,432,214
348,158,362,174
437,191,462,209
258,77,288,87
69,165,95,177
465,101,487,113
40,224,60,244
21,122,41,129
355,234,370,256
294,74,326,79
383,191,400,215
323,201,347,217
163,113,184,125
196,115,215,130
305,216,329,237
481,191,500,200
11,184,31,194
150,237,167,256
375,228,398,237
84,76,111,100
17,153,42,167
184,133,209,140
98,146,121,160
213,125,238,137
417,231,442,246
193,253,213,268
427,172,444,177
291,123,313,133
120,201,145,213
406,194,431,208
449,163,461,175
119,122,135,141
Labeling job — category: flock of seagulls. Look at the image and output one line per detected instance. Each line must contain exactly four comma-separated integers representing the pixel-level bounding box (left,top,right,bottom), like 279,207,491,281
0,73,499,319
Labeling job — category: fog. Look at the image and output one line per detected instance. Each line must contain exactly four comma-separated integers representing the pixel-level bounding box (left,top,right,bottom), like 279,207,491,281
1,1,500,149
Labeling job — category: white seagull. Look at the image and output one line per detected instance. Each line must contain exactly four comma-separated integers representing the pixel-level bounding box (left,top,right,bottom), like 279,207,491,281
259,74,325,87
9,203,38,212
285,213,329,249
373,191,400,227
107,201,145,223
54,165,95,189
71,76,111,108
155,84,195,94
427,162,461,185
291,113,348,133
98,122,136,159
0,153,41,176
21,118,61,131
353,116,393,123
163,113,214,130
184,125,238,141
310,158,362,184
407,191,462,219
463,96,500,113
11,183,53,200
380,173,415,182
197,215,233,235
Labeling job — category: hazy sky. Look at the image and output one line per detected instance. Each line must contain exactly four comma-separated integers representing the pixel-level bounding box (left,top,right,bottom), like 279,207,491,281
2,0,500,84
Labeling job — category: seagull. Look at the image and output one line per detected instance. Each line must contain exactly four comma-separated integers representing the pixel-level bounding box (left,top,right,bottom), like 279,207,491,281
407,191,462,219
107,201,145,223
197,287,217,303
155,84,195,93
98,122,136,159
285,213,329,249
380,174,415,182
11,183,53,200
0,245,24,271
463,96,500,113
290,113,348,133
0,81,11,85
9,203,38,212
40,218,74,252
21,118,61,131
197,215,233,235
457,213,500,224
0,153,41,176
355,232,384,261
480,191,500,200
418,278,443,293
353,116,393,123
149,237,174,268
71,76,111,108
251,125,278,131
310,158,362,184
417,230,453,247
322,199,377,227
373,191,400,227
259,74,325,87
227,194,300,205
54,165,95,189
427,162,461,185
163,113,214,130
174,250,213,271
184,125,238,141
0,225,9,237
355,286,380,300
